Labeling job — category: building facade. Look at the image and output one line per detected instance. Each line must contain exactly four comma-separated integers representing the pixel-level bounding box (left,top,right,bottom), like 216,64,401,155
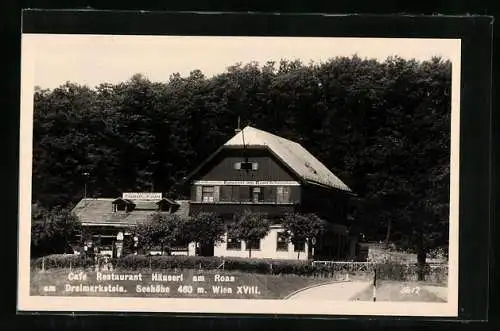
72,195,190,257
184,126,357,261
71,126,357,261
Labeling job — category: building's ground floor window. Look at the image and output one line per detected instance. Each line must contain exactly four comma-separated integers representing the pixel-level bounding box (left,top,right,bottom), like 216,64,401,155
246,239,261,251
293,240,306,252
276,232,289,251
226,233,242,250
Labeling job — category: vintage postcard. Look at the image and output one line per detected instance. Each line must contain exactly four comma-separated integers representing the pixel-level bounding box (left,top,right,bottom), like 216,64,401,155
18,33,460,317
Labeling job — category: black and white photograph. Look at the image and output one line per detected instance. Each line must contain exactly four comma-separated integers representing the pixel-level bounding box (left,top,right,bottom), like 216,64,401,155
18,32,461,316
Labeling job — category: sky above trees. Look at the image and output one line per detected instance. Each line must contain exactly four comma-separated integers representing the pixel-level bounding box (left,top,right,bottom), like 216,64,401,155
23,35,460,89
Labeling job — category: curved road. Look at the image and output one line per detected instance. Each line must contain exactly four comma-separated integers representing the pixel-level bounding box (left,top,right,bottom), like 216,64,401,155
286,281,371,300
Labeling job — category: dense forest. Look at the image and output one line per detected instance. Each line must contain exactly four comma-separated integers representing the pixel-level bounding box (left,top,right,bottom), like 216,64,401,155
32,56,451,257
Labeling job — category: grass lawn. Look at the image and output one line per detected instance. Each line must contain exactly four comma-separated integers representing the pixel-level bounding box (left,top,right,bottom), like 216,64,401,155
351,280,447,302
30,267,333,300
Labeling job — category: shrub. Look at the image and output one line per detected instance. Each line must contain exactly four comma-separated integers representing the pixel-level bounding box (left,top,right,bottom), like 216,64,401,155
30,254,447,284
31,254,95,269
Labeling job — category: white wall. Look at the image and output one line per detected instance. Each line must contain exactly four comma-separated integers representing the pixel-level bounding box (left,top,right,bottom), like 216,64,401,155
213,226,309,261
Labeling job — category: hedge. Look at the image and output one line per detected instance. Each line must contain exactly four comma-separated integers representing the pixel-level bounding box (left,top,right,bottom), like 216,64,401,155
31,254,448,283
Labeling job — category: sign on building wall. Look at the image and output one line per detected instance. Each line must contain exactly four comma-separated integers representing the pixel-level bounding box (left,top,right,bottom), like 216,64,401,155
122,192,163,200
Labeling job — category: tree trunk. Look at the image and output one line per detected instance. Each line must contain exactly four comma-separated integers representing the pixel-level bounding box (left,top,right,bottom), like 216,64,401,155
384,218,392,249
417,246,427,281
297,251,300,260
248,248,252,258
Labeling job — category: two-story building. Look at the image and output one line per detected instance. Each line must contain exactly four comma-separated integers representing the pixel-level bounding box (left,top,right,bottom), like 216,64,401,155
71,126,357,261
183,125,357,260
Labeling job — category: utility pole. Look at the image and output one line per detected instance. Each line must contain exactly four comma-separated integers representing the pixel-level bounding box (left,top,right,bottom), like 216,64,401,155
83,172,90,206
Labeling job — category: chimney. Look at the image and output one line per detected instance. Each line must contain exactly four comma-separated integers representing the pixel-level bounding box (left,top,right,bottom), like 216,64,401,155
235,116,241,134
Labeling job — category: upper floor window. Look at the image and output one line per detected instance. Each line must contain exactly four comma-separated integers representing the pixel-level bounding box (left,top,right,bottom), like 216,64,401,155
251,187,264,203
234,162,259,171
202,186,215,203
276,186,291,203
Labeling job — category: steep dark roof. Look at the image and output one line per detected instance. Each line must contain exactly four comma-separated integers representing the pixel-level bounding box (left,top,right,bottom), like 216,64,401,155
72,198,190,227
185,126,352,192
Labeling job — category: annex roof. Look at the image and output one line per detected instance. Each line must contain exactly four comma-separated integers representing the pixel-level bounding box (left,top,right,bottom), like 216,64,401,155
72,198,190,227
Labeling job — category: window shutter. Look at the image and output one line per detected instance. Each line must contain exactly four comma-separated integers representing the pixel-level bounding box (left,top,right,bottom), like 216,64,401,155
213,186,220,202
283,186,291,203
252,162,259,170
276,186,284,204
195,186,202,202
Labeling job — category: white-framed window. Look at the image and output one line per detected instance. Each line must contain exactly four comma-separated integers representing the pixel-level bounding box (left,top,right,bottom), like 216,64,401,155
276,232,289,251
202,186,215,203
234,162,259,170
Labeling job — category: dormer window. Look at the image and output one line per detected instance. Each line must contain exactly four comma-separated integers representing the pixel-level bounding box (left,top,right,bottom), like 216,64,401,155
112,198,135,212
156,198,180,212
234,162,258,171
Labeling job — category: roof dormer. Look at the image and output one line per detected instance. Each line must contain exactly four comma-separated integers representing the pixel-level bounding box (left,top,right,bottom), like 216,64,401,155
112,198,136,212
156,198,180,213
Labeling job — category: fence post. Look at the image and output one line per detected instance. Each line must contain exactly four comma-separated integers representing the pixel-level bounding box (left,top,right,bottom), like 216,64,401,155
373,267,377,302
41,257,45,272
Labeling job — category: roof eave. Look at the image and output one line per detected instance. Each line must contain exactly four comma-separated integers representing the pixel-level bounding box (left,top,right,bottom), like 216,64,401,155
304,179,354,195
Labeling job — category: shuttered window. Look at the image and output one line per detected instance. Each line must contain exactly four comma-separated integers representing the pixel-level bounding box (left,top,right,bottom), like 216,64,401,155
195,186,202,202
276,186,291,203
234,162,259,171
201,186,219,203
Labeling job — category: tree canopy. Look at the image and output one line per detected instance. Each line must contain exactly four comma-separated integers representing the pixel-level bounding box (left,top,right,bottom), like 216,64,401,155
32,55,451,259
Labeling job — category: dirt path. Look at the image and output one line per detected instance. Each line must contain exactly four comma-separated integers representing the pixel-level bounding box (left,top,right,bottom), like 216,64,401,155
285,281,371,300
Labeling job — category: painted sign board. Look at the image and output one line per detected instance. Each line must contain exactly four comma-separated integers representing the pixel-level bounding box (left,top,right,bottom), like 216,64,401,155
122,192,162,200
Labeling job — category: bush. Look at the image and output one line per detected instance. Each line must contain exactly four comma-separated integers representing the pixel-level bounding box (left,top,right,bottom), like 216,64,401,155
30,254,95,269
30,254,447,284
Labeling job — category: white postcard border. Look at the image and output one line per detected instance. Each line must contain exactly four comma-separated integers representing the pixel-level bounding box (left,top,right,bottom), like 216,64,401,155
17,35,461,317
